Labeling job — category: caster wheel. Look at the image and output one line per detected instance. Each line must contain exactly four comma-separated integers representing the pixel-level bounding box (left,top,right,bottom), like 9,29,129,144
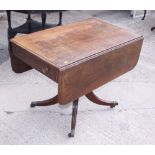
68,133,74,138
30,102,36,108
110,102,118,108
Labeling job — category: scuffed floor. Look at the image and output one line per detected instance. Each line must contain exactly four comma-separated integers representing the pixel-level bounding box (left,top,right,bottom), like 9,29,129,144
0,10,155,144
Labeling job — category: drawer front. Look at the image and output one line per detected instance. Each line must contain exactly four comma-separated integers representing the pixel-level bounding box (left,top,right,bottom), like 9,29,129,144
12,44,59,82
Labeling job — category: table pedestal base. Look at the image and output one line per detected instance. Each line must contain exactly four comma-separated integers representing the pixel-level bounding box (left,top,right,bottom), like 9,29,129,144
30,91,118,137
30,95,58,107
68,99,79,137
86,92,118,108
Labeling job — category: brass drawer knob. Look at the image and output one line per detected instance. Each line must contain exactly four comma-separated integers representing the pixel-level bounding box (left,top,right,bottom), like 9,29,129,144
42,67,49,73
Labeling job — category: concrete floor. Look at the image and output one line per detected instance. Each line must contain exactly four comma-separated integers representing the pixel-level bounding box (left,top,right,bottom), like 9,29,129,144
0,10,155,144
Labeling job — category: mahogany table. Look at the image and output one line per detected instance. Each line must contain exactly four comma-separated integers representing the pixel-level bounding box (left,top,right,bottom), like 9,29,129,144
10,18,143,137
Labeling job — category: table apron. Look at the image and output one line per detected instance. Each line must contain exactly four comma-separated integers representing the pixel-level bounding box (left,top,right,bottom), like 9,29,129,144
12,44,59,82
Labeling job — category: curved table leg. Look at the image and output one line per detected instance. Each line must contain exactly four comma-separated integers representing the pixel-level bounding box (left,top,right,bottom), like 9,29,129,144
30,95,58,107
85,92,118,108
68,99,79,138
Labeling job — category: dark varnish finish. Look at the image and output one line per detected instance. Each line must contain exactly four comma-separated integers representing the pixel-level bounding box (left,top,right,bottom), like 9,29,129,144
10,18,143,137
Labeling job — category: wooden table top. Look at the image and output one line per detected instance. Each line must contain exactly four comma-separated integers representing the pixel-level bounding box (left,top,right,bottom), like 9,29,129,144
11,18,142,70
11,18,143,104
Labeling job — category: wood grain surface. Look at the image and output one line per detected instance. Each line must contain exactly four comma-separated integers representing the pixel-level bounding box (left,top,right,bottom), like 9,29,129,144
11,18,142,69
58,39,143,104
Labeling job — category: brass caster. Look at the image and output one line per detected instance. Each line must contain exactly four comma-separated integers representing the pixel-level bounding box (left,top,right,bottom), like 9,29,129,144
110,102,118,108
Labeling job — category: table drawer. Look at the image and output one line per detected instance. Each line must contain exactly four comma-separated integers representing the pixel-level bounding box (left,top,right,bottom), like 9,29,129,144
12,43,59,82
